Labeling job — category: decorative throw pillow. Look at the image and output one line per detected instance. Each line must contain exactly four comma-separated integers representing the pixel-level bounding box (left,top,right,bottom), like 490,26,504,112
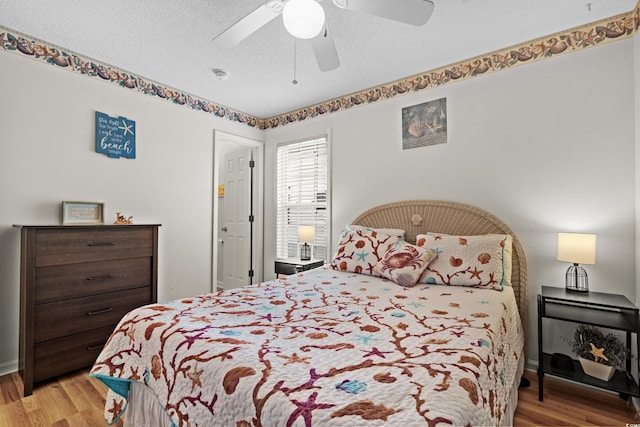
330,228,400,275
373,241,437,287
423,232,514,286
415,233,513,290
345,224,405,240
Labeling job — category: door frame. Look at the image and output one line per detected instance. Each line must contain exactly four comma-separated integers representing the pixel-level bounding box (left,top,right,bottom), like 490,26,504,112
212,130,264,292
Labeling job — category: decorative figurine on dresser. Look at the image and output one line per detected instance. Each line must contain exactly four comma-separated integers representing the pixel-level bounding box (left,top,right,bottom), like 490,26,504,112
14,224,160,396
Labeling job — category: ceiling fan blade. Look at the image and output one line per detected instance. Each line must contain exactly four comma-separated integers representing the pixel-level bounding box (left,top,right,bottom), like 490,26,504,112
335,0,434,26
310,25,340,72
213,1,284,48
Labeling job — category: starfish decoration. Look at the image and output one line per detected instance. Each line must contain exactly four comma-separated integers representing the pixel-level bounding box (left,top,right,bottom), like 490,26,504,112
589,342,608,362
353,333,379,345
107,398,124,420
469,266,483,280
362,347,393,359
259,313,274,322
356,250,370,261
126,327,136,343
286,391,335,427
129,366,141,381
119,119,134,136
187,364,204,392
277,352,311,365
179,331,206,351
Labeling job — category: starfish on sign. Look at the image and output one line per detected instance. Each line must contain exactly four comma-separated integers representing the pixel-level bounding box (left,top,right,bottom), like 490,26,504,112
119,119,134,136
589,342,608,362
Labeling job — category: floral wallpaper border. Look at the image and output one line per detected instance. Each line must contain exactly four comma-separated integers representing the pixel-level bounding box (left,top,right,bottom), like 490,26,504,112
1,3,638,130
0,29,260,128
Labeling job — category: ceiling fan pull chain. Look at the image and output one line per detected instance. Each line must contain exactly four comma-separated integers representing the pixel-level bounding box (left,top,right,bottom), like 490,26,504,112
292,39,298,85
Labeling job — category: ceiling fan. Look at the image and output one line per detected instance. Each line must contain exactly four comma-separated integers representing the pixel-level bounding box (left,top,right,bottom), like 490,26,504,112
213,0,435,72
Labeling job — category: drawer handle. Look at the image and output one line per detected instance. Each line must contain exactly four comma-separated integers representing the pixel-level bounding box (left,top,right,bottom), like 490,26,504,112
87,241,115,247
86,274,114,281
87,344,105,351
87,307,113,316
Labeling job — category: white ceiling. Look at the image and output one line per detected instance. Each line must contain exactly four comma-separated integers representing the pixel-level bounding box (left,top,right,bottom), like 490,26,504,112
0,0,636,118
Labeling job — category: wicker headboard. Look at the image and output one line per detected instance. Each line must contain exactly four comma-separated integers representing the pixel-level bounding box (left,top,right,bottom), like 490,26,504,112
352,200,528,339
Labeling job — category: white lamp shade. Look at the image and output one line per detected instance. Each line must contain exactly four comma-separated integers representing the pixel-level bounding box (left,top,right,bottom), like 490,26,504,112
282,0,325,39
557,233,596,265
298,225,315,243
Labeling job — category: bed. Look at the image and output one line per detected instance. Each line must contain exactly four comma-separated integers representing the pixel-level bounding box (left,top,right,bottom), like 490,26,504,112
90,200,528,426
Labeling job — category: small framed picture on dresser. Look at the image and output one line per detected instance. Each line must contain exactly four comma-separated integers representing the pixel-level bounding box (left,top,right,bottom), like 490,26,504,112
62,201,105,225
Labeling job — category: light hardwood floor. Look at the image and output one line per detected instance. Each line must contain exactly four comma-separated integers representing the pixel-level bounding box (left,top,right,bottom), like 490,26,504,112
0,369,636,426
0,369,123,427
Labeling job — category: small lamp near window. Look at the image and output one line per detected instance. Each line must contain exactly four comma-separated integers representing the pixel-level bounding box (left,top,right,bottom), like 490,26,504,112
557,232,596,293
298,225,315,261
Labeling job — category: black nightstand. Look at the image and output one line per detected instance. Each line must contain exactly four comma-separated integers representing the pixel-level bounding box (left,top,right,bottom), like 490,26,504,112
537,286,640,402
275,258,324,276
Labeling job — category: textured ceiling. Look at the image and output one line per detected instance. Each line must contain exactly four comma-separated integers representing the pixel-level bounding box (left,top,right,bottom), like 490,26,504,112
0,0,636,118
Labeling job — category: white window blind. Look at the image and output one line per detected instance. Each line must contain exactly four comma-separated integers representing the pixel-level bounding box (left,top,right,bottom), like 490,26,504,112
276,136,329,260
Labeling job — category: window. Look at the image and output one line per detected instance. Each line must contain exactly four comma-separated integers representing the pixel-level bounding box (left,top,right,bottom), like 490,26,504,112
276,135,329,260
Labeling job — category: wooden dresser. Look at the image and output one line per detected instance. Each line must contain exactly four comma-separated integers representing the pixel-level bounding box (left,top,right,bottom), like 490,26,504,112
14,224,159,396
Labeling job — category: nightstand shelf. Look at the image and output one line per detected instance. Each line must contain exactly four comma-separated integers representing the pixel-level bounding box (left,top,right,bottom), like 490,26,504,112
537,286,640,402
275,258,324,276
540,353,638,397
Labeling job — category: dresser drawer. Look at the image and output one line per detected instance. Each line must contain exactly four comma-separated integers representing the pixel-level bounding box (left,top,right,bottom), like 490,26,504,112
35,227,154,267
34,287,151,342
35,257,152,304
33,325,115,382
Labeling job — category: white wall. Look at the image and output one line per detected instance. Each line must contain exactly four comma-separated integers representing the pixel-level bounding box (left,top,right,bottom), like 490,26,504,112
264,39,636,364
0,51,263,374
636,30,640,307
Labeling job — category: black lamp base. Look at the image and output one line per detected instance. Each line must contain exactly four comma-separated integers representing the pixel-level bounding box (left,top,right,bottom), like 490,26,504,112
565,263,588,293
300,243,311,261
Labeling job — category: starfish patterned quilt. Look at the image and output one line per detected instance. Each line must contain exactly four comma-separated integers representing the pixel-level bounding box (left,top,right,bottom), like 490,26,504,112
90,266,524,426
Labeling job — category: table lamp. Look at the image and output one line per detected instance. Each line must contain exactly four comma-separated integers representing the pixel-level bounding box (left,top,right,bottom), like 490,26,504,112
298,225,315,261
557,232,596,293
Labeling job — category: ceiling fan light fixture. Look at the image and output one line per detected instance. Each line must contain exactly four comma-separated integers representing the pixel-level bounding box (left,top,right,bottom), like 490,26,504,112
282,0,325,39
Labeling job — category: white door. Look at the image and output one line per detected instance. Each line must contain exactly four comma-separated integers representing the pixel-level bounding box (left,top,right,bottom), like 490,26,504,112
222,147,253,289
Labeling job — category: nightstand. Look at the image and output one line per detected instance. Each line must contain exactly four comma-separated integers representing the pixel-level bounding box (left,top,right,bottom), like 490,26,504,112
537,286,640,402
275,258,324,276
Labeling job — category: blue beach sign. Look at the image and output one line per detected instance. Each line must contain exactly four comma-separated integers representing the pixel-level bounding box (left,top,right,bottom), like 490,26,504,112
95,111,136,159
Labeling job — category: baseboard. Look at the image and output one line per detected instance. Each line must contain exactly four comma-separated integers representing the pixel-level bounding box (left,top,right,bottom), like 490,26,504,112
0,359,18,377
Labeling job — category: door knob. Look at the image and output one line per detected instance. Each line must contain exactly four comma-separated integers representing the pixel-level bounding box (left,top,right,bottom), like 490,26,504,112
221,226,228,232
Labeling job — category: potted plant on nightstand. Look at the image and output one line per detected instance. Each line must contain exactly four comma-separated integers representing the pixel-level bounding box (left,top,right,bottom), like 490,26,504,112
572,324,627,381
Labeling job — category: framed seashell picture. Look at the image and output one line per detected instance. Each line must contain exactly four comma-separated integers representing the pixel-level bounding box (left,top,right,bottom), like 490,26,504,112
401,97,447,150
